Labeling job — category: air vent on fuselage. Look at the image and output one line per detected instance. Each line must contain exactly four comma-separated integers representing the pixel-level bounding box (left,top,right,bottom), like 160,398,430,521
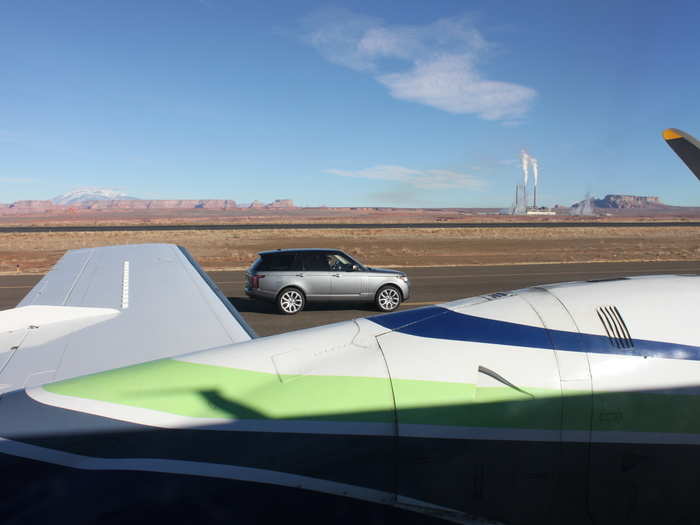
596,305,634,348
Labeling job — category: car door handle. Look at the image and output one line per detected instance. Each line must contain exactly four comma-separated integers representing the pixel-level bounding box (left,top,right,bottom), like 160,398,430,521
296,273,304,277
332,273,340,277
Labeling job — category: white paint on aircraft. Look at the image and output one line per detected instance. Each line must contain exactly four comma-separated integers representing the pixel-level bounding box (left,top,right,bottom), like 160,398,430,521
121,260,130,309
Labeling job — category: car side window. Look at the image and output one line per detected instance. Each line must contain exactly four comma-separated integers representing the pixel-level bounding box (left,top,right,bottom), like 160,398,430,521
327,253,354,271
258,253,301,271
256,255,276,271
303,253,331,271
290,253,304,271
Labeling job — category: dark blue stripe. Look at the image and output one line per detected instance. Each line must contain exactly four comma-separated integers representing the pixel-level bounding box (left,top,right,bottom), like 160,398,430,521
368,306,448,330
369,307,700,361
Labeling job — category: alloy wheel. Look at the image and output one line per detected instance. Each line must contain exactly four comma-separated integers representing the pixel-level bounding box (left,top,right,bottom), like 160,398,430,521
378,287,401,311
279,289,304,314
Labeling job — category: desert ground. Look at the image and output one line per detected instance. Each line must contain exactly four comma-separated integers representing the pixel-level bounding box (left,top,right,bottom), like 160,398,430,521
1,202,700,228
1,224,699,274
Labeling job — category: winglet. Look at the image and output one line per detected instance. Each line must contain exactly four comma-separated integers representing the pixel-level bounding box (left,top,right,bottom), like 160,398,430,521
663,128,700,181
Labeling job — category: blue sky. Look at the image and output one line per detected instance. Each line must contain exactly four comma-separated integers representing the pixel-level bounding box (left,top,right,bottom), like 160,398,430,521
1,0,700,207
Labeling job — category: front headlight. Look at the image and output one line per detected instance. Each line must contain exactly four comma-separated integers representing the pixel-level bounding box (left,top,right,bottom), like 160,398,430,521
398,275,409,283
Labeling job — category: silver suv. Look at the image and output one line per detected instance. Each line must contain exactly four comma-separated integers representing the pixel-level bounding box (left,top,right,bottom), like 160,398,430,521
245,249,410,314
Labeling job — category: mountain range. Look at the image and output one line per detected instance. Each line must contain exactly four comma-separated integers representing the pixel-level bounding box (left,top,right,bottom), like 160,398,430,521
51,188,139,205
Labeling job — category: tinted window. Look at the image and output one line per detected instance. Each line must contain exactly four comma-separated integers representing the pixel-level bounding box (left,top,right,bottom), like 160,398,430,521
327,253,354,271
257,253,303,271
303,252,331,271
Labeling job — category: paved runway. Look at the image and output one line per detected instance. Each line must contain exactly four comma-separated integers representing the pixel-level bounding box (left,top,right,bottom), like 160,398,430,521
1,260,697,337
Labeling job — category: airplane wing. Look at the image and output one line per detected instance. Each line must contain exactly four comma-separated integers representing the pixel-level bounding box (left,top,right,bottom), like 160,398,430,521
0,243,255,393
663,128,700,180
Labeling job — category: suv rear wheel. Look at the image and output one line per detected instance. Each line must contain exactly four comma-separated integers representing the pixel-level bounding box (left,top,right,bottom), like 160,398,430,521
375,285,401,312
277,287,305,314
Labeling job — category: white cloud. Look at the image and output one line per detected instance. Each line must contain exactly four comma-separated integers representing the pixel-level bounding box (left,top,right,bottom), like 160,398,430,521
304,10,535,121
379,55,535,120
304,9,380,71
325,165,483,190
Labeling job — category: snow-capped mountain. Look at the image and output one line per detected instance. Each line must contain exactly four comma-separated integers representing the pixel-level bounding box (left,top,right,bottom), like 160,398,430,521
52,188,139,205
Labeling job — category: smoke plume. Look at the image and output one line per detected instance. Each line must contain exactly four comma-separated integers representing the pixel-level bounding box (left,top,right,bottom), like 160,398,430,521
531,157,539,186
520,150,529,185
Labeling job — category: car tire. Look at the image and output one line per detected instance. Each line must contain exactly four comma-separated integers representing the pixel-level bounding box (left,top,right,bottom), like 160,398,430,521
277,287,306,315
375,285,402,312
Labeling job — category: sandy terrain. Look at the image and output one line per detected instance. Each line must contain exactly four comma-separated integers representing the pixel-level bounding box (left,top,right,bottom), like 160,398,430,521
0,204,700,228
1,225,699,274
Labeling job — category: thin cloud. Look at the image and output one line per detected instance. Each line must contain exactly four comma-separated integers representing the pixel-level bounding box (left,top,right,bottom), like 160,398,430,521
304,9,535,121
366,186,434,206
325,165,483,190
305,9,380,71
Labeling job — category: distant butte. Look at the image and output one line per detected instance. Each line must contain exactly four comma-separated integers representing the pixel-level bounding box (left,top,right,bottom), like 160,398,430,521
570,194,669,210
593,195,666,209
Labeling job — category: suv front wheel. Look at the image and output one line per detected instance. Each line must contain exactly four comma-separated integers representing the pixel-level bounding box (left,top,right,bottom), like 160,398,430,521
277,287,306,315
375,285,402,312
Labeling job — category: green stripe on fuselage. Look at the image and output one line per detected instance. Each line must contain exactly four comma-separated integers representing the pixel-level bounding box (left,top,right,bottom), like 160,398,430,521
45,359,396,423
591,390,700,434
44,359,567,430
392,380,564,430
44,359,700,435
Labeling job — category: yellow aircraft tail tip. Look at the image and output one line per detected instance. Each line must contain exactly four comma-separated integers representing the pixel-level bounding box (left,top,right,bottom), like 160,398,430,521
662,128,683,141
663,128,700,181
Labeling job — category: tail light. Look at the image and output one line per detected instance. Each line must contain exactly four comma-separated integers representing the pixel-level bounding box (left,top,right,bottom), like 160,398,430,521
251,275,265,289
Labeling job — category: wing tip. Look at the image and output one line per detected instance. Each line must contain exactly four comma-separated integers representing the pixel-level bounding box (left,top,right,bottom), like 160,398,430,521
662,127,700,181
663,128,684,141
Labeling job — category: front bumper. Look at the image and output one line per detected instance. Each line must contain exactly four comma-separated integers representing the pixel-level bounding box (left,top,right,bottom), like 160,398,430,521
400,282,410,302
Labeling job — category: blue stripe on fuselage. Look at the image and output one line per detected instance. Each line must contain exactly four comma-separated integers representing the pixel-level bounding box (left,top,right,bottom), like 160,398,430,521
368,307,700,361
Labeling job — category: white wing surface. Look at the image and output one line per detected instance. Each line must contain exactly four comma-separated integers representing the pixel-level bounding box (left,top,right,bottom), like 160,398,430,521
0,243,255,393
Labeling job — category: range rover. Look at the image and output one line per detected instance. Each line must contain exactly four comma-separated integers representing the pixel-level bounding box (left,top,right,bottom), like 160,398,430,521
244,249,410,314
